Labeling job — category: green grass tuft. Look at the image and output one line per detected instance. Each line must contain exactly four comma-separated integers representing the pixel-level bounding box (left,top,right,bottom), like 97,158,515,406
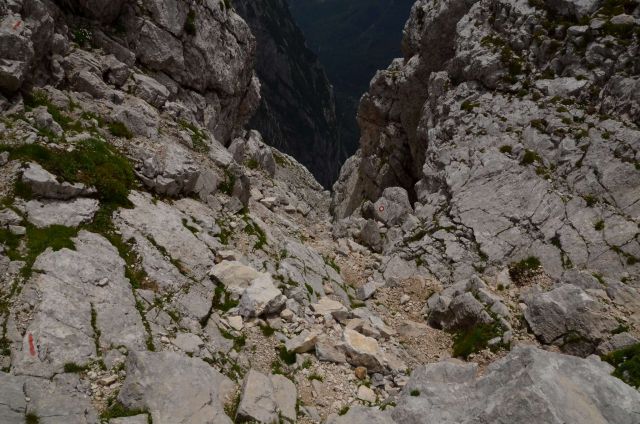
212,285,239,313
452,323,503,359
185,10,197,35
499,145,512,154
2,139,135,207
508,256,541,283
100,402,148,420
521,149,542,166
25,413,40,424
603,343,640,388
278,345,297,365
108,121,133,139
63,362,88,373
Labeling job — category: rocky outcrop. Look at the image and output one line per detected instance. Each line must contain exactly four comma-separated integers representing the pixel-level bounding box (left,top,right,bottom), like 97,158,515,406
1,0,639,422
2,0,260,143
118,351,235,424
331,346,640,423
235,0,343,187
333,0,640,286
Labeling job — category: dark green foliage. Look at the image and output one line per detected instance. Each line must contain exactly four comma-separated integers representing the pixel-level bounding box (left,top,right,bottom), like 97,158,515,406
2,139,135,207
598,0,637,15
218,170,236,196
521,149,542,165
182,218,199,234
324,255,340,273
90,304,102,357
63,362,88,373
0,225,22,261
508,256,541,283
305,283,314,295
260,324,276,337
594,220,605,231
24,91,82,134
612,324,630,335
212,285,239,313
72,28,92,47
185,10,197,35
220,328,246,352
452,323,503,359
409,389,420,396
603,343,640,388
245,158,259,170
25,413,40,424
461,100,479,112
215,219,233,245
308,373,323,382
338,406,350,416
108,121,133,139
583,195,597,207
529,119,548,133
21,224,78,278
278,345,296,365
100,402,148,420
243,217,267,250
224,392,241,420
499,145,512,154
178,120,209,152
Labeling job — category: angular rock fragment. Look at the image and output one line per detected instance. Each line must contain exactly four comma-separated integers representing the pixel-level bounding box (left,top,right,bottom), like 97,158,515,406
523,284,618,356
118,351,235,424
21,162,96,200
342,328,385,373
237,370,297,423
238,274,286,317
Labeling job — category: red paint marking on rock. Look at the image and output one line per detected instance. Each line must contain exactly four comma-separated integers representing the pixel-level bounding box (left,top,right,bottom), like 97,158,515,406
13,20,22,31
28,333,36,357
379,205,385,212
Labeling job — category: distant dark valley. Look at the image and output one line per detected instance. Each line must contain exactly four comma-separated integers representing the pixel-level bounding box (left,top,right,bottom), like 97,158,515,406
236,0,414,187
288,0,415,164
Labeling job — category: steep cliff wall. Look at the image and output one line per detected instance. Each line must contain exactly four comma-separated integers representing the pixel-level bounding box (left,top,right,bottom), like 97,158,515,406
235,0,343,188
288,0,416,161
333,0,640,285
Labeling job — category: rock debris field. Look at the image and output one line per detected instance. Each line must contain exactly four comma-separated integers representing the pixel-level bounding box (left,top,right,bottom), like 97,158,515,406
1,0,640,423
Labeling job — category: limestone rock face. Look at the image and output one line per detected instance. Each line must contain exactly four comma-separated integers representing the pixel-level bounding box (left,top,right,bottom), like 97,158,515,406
118,351,235,424
22,163,96,200
0,0,260,143
1,0,639,422
342,328,385,373
237,370,297,423
21,198,99,228
523,284,619,356
334,346,640,424
11,231,147,377
332,0,640,287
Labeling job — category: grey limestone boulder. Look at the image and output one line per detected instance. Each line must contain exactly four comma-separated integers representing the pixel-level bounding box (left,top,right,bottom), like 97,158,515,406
238,274,286,318
237,370,297,423
523,284,619,356
228,130,276,177
333,346,640,424
21,162,96,200
118,351,235,424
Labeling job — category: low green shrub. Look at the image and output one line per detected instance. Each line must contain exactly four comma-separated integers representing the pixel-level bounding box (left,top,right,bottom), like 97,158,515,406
508,256,541,283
